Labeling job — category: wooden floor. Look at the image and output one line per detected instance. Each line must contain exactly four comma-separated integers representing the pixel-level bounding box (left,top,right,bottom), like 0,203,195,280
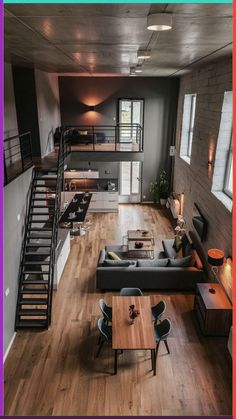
4,205,232,416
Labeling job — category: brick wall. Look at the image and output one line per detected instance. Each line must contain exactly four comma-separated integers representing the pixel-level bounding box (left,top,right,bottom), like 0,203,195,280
173,56,232,298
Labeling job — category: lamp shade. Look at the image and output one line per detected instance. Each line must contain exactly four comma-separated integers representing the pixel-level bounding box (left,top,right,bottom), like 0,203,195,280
147,13,172,31
208,249,225,267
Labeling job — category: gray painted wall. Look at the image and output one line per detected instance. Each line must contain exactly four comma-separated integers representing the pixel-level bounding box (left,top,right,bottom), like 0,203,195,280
35,70,61,157
173,56,232,298
4,63,18,139
4,168,33,356
59,77,179,200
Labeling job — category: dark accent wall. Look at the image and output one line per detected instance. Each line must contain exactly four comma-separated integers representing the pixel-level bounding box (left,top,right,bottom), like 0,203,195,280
12,67,41,157
59,77,179,200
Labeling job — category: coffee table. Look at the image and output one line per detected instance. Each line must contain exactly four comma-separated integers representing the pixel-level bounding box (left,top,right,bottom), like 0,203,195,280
127,240,154,259
127,229,154,244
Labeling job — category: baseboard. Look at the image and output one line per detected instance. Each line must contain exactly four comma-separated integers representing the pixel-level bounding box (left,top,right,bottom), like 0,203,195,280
4,332,16,363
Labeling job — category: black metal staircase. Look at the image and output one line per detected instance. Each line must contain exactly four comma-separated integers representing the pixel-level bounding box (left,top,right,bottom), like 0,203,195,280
15,131,68,329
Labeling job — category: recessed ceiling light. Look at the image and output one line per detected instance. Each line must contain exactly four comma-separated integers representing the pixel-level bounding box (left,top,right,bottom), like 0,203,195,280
147,13,172,31
137,50,151,59
135,66,143,73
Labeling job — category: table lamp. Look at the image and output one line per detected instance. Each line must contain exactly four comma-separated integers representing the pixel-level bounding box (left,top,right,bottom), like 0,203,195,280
207,248,225,293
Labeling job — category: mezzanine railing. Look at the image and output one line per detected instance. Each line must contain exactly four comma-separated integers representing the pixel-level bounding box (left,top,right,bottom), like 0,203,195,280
4,131,33,186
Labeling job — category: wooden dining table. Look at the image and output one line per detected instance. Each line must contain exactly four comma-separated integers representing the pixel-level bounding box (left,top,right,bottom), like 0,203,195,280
112,296,156,375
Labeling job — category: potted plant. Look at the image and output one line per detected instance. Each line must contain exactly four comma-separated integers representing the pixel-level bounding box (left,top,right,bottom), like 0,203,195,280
149,181,159,203
157,170,169,206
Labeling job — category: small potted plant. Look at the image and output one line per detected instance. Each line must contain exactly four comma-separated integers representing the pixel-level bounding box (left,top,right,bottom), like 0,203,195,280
149,181,159,204
157,170,169,206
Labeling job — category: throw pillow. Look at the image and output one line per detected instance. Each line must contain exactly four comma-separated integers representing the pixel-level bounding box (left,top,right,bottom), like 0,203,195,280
173,235,182,252
192,249,203,270
137,258,169,268
168,255,194,267
103,260,130,267
181,234,189,254
184,242,192,257
79,130,87,135
107,251,121,261
175,247,184,259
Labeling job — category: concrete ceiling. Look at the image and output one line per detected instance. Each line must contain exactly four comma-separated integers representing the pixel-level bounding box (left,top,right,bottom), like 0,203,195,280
4,4,232,77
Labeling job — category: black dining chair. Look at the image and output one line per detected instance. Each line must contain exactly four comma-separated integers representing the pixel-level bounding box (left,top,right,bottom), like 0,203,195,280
99,298,112,323
154,318,171,360
120,287,143,296
96,317,112,358
151,300,166,324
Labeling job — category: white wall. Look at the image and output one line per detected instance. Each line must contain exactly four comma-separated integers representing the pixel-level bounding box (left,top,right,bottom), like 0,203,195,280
35,70,61,157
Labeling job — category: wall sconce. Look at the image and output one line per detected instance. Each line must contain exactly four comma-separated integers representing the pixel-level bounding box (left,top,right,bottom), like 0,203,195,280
207,160,214,168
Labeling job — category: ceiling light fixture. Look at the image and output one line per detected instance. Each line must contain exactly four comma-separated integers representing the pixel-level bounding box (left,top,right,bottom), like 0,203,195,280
130,67,136,76
137,49,151,60
135,65,143,73
147,13,172,31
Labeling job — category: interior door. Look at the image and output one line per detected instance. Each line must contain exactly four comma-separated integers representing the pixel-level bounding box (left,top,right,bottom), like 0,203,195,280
118,99,143,143
119,161,142,203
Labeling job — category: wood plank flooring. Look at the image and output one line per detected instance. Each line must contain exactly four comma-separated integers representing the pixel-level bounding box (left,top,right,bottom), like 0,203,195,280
4,204,232,416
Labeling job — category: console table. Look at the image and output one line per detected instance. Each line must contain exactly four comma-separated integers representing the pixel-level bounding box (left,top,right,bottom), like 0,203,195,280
194,283,232,336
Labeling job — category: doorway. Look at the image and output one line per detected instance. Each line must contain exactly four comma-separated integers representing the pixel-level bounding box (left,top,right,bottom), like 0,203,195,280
119,161,142,203
118,99,144,143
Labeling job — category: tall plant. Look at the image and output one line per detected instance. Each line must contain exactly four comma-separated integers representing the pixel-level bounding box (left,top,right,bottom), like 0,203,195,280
158,170,169,199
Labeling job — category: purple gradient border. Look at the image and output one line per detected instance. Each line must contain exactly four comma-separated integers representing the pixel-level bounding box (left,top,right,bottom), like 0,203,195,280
0,0,3,416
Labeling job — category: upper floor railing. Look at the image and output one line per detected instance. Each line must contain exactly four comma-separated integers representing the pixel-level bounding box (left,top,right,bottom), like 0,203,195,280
4,131,33,186
64,123,143,152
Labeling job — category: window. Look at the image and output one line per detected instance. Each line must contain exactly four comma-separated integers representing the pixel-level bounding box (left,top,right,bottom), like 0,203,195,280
180,93,197,163
212,91,233,211
223,136,232,198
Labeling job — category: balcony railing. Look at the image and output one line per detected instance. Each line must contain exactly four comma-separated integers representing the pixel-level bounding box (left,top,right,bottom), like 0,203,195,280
4,131,33,186
64,124,143,152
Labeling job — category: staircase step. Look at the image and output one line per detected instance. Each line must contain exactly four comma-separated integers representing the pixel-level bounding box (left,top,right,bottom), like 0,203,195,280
15,320,48,328
22,279,49,284
28,228,53,231
32,191,55,195
27,235,52,239
19,298,48,305
30,212,51,216
25,243,51,247
18,309,48,316
29,220,53,224
32,198,55,202
19,289,48,294
24,261,50,265
25,251,50,257
32,205,55,208
23,270,50,274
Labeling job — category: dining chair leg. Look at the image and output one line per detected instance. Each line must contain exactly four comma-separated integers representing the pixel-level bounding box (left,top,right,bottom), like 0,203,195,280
164,339,170,354
114,349,118,375
155,341,160,360
96,341,104,357
152,349,156,376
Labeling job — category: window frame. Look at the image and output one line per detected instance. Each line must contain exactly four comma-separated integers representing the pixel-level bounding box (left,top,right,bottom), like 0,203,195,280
180,93,197,163
223,134,233,198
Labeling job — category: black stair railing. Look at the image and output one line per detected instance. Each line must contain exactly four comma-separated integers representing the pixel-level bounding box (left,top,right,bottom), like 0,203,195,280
4,131,33,186
15,129,68,329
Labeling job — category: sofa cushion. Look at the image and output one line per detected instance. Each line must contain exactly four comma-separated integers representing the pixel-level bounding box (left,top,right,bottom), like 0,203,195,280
181,234,190,254
184,242,193,257
168,255,194,267
192,249,203,270
173,235,182,252
103,259,131,267
137,258,169,268
162,239,176,259
107,251,121,260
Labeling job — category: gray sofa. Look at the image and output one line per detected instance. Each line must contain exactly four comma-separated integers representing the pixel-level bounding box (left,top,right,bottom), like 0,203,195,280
96,231,207,291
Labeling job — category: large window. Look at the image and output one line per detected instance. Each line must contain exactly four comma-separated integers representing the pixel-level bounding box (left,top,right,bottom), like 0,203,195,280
223,136,232,198
180,93,197,164
212,91,233,211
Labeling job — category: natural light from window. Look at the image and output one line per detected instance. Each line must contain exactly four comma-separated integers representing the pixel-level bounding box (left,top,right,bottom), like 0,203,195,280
179,93,197,164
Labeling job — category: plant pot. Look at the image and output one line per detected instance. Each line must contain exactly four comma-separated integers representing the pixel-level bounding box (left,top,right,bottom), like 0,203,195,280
160,198,167,206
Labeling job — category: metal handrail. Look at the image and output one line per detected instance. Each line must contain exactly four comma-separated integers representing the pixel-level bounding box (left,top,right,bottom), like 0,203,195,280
64,123,143,151
4,131,33,186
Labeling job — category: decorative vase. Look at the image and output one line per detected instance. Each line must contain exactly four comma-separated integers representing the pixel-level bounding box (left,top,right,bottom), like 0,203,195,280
160,198,167,206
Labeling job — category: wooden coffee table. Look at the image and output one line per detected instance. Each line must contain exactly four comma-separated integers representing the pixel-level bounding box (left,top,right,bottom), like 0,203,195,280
127,240,154,259
127,229,154,244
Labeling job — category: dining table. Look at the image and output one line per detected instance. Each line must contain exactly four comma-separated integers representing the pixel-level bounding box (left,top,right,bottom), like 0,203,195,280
112,296,156,375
